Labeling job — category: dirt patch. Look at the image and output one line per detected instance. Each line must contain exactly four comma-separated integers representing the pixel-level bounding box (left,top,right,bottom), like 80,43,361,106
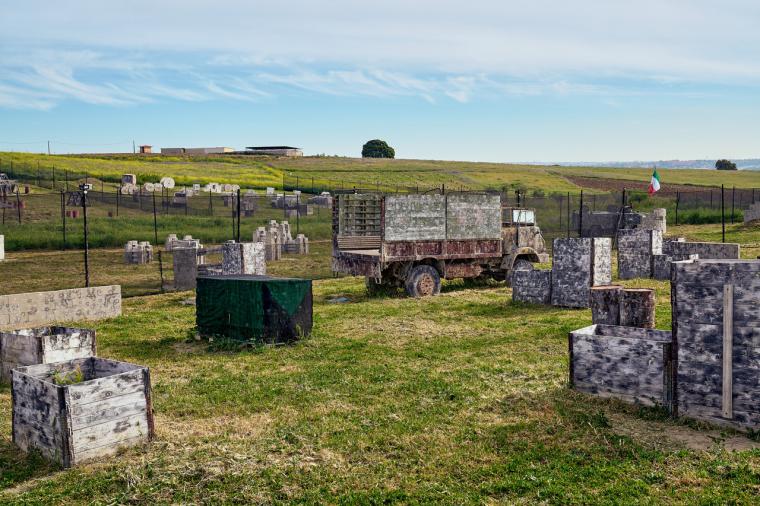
562,175,717,197
609,412,760,452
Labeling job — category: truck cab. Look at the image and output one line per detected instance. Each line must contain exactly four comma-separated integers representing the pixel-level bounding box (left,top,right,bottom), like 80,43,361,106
499,207,550,274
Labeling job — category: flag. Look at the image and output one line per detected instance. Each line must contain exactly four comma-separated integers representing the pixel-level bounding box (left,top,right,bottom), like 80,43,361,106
648,168,661,195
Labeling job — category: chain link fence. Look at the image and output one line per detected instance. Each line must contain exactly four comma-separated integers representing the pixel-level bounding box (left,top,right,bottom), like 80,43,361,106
1,159,758,297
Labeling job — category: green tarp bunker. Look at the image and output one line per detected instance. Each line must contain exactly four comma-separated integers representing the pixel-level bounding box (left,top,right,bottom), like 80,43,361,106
196,275,313,343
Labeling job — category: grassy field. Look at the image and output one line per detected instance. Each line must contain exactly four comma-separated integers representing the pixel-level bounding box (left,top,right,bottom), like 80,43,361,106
4,152,760,197
1,223,756,299
2,274,760,503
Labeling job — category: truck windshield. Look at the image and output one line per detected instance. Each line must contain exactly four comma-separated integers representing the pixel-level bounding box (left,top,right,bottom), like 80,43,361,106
512,209,535,224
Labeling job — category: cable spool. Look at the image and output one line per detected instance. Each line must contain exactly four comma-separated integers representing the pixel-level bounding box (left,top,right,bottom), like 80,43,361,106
144,182,156,192
222,183,233,193
160,177,175,189
231,184,240,192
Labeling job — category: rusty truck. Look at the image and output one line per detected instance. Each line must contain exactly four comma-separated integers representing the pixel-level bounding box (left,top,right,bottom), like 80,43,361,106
331,192,549,297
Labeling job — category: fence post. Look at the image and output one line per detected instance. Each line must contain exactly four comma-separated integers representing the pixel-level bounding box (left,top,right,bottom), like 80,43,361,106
158,251,165,293
675,191,680,225
209,191,213,215
60,190,67,250
152,191,159,245
721,184,725,243
52,165,56,189
15,188,21,224
731,186,736,224
82,189,90,288
566,191,570,238
578,190,584,236
236,188,241,242
116,187,120,217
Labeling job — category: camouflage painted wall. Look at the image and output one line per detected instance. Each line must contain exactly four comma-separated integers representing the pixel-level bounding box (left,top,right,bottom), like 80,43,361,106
512,269,552,304
672,259,760,431
445,193,501,240
663,240,740,260
618,229,662,280
384,194,501,242
384,195,446,241
551,238,611,308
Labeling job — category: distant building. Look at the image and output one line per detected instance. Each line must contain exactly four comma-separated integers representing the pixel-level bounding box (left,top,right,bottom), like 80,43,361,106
160,147,234,155
244,146,303,157
139,145,152,154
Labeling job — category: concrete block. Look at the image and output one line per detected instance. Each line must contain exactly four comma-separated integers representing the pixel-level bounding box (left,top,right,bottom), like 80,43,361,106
744,202,760,223
173,248,199,290
0,286,121,331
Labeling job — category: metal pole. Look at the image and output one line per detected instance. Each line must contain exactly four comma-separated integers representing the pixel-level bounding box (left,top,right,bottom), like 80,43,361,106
731,186,736,224
675,191,680,226
82,190,90,287
16,189,21,223
236,188,241,242
578,190,583,236
61,190,66,250
116,187,120,217
566,192,570,238
158,251,165,293
209,190,213,215
721,184,726,243
152,191,159,245
232,193,237,240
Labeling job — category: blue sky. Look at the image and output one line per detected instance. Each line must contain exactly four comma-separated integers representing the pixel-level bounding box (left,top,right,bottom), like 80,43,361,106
1,0,759,162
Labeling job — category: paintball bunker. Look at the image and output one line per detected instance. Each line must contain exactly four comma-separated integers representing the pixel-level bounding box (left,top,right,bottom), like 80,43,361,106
570,258,760,432
196,275,312,343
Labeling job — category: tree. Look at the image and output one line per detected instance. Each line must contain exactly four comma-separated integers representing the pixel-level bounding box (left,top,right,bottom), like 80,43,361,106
715,159,737,171
362,139,395,159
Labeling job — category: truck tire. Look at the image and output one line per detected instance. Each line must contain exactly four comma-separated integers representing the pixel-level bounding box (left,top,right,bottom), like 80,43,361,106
405,265,441,298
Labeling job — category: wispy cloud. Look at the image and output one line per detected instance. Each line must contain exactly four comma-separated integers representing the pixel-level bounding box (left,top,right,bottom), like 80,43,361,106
2,1,760,110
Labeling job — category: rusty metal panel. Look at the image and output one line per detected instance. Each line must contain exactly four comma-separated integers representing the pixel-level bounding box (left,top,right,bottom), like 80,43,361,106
384,195,446,241
446,194,501,240
331,252,382,278
444,263,483,279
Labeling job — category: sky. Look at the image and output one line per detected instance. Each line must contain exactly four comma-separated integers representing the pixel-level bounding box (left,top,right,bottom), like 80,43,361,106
1,0,760,162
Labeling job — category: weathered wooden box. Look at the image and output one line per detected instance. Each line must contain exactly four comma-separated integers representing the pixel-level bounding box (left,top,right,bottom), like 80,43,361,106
569,324,674,411
1,326,96,383
11,357,154,468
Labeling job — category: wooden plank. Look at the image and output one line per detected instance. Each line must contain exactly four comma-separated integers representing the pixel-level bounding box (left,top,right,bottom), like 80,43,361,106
66,368,145,406
70,391,147,428
92,358,141,376
71,412,150,452
723,284,733,419
72,434,148,466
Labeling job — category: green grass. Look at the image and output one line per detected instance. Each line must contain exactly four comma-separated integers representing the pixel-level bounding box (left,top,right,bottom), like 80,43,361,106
5,152,760,198
1,277,759,503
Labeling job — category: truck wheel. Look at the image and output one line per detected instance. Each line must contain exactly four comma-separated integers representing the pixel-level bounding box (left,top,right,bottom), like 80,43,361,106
405,265,441,297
